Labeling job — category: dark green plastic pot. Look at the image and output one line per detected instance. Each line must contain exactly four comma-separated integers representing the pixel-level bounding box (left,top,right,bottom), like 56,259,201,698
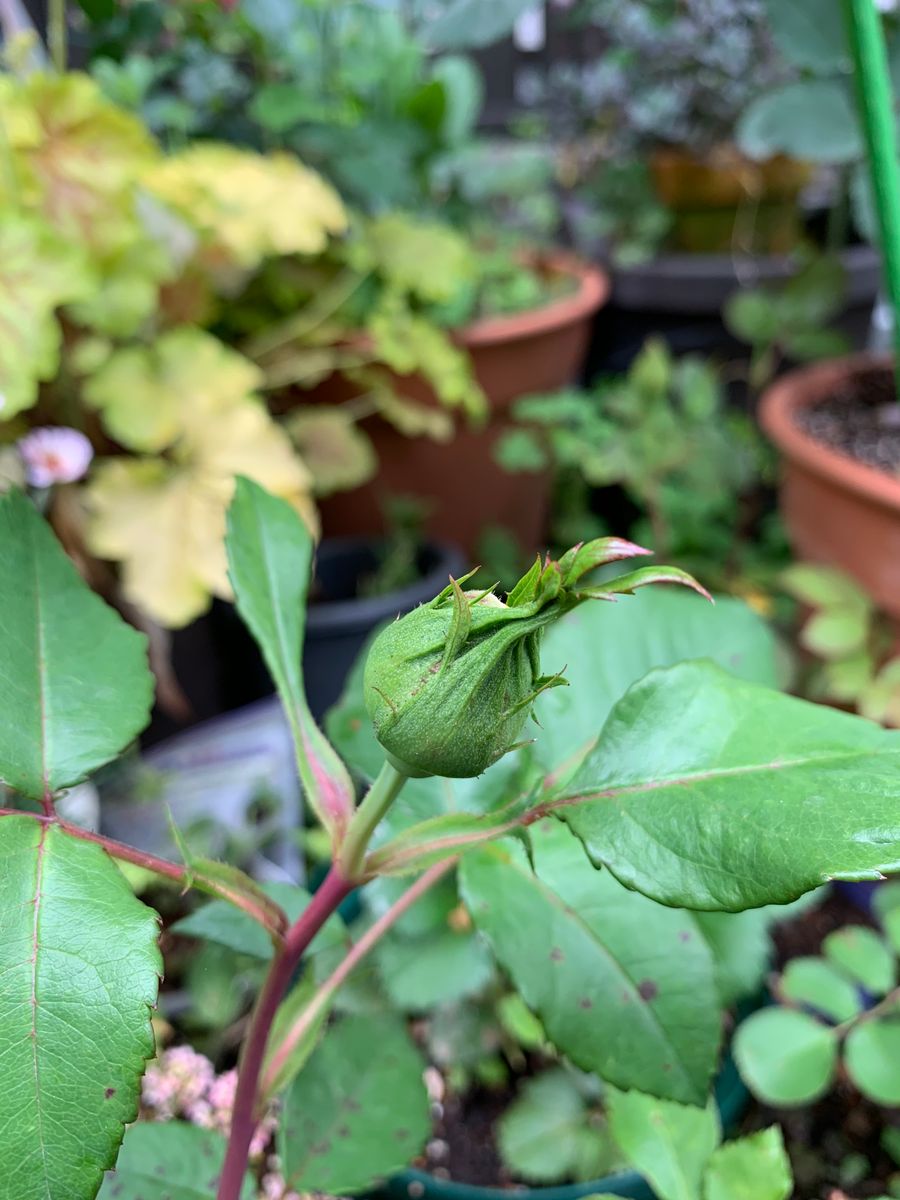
374,1015,753,1200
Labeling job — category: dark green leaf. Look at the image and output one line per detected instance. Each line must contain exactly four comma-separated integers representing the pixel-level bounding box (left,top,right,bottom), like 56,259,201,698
558,661,900,911
0,489,153,800
225,478,354,841
733,1009,837,1105
460,822,721,1105
0,816,160,1200
281,1014,430,1193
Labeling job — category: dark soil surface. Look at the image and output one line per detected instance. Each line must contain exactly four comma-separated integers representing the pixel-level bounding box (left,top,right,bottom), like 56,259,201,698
796,367,900,475
416,891,900,1196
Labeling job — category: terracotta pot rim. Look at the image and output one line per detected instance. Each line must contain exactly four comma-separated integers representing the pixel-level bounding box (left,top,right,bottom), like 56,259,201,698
456,250,609,347
760,352,900,513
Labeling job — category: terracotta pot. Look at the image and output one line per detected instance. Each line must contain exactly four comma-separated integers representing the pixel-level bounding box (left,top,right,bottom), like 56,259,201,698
311,252,609,556
649,146,813,255
760,353,900,618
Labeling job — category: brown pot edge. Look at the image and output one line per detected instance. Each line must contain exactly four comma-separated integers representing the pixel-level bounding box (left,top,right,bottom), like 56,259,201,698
457,251,610,348
760,352,900,513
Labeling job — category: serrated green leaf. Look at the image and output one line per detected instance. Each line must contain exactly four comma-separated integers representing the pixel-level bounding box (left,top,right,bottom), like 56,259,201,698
558,661,900,911
703,1127,792,1200
733,1008,837,1105
225,478,355,842
171,881,345,960
460,822,721,1105
781,957,863,1023
0,490,153,801
606,1088,720,1200
845,1020,900,1105
281,1014,430,1193
824,927,896,996
98,1121,254,1199
0,817,160,1200
375,926,494,1012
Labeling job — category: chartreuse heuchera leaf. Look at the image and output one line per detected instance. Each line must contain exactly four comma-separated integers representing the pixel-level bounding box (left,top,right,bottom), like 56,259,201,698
605,1088,720,1200
460,822,721,1105
98,1122,254,1199
225,477,355,844
0,817,161,1200
0,489,153,799
604,1089,791,1200
557,660,900,910
703,1127,792,1200
280,1013,430,1194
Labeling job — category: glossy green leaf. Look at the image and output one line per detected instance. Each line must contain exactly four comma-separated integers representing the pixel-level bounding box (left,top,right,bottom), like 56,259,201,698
781,957,863,1023
0,489,153,800
98,1122,254,1199
703,1127,792,1200
845,1020,900,1105
534,590,779,776
171,881,345,961
281,1014,430,1194
375,927,494,1012
498,1070,622,1184
0,816,160,1200
824,927,896,996
225,478,355,842
733,1008,837,1105
558,661,900,911
460,822,721,1105
606,1088,720,1200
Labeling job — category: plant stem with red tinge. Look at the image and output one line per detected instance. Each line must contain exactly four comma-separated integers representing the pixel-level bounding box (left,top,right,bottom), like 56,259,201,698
215,866,353,1200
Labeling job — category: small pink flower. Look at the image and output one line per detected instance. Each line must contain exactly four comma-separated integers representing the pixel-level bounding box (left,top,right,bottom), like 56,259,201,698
18,427,93,487
142,1046,215,1119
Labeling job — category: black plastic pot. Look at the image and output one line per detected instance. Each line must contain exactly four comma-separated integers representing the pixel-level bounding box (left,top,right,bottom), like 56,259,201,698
584,243,880,376
143,538,467,744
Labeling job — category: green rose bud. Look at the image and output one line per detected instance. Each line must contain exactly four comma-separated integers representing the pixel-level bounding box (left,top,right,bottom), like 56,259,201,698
363,538,710,779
